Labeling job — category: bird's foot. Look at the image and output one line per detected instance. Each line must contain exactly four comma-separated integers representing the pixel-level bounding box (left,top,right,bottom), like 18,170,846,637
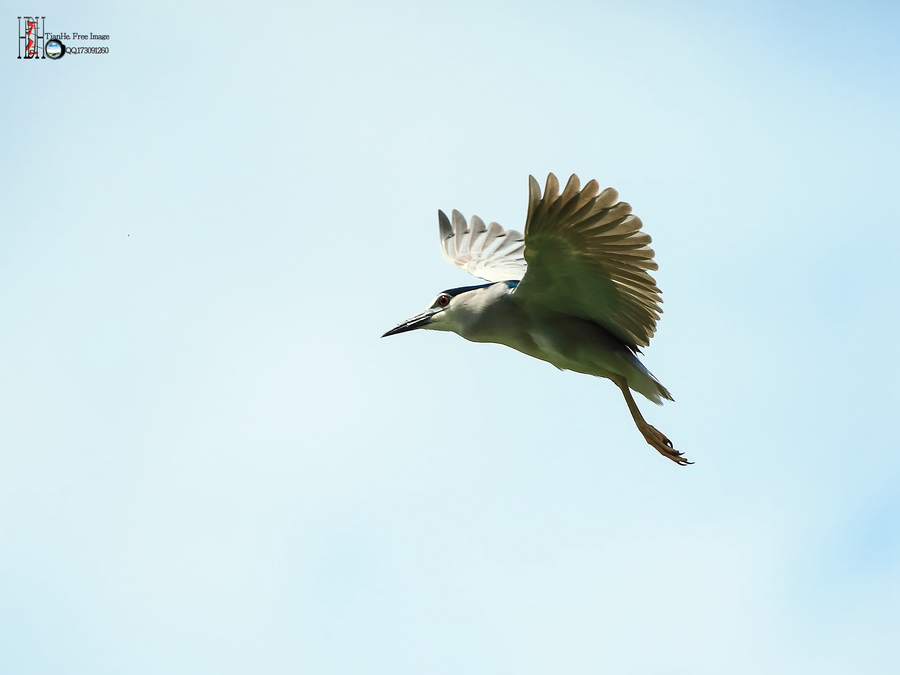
639,423,692,466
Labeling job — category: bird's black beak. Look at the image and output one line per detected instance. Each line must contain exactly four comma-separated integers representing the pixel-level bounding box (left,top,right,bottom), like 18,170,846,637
381,309,437,337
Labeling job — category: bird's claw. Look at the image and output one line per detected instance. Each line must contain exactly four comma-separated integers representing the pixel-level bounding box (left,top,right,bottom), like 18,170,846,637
640,423,692,466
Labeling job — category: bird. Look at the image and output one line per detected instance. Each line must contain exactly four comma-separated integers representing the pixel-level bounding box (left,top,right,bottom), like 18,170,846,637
382,173,690,465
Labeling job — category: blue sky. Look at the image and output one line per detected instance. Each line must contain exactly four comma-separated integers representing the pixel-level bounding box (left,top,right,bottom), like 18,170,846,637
1,1,898,672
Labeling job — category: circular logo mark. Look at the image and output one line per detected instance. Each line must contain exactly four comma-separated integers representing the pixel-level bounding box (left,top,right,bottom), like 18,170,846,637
45,39,65,59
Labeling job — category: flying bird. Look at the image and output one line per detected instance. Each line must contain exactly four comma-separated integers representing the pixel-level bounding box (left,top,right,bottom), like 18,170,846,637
383,173,689,465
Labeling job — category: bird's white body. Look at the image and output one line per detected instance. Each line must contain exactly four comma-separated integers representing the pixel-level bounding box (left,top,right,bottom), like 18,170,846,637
427,282,671,404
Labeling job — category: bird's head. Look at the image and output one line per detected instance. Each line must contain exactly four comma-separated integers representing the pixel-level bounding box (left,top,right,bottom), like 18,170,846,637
382,282,514,338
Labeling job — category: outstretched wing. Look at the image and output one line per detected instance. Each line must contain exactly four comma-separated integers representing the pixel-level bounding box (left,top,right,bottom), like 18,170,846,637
439,209,527,283
513,173,663,349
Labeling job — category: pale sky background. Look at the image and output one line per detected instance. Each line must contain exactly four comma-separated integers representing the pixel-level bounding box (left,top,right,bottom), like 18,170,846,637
1,1,898,673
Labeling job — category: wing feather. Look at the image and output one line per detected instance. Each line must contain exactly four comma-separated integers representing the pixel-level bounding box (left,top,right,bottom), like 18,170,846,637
514,173,664,349
438,209,526,283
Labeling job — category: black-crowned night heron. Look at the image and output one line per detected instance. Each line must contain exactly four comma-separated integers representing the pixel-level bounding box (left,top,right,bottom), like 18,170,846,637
383,173,689,465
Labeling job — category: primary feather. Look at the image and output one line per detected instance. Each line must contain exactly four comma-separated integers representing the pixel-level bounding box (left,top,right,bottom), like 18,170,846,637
515,173,662,350
439,209,526,283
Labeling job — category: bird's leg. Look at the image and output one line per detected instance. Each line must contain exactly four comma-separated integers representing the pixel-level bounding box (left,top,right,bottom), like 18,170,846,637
612,376,692,466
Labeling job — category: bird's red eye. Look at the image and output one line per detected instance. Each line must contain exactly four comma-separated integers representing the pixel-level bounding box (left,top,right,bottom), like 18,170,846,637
438,294,450,307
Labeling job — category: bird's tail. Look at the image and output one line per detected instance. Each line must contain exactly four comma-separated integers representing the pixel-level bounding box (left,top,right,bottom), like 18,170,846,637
621,354,674,405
